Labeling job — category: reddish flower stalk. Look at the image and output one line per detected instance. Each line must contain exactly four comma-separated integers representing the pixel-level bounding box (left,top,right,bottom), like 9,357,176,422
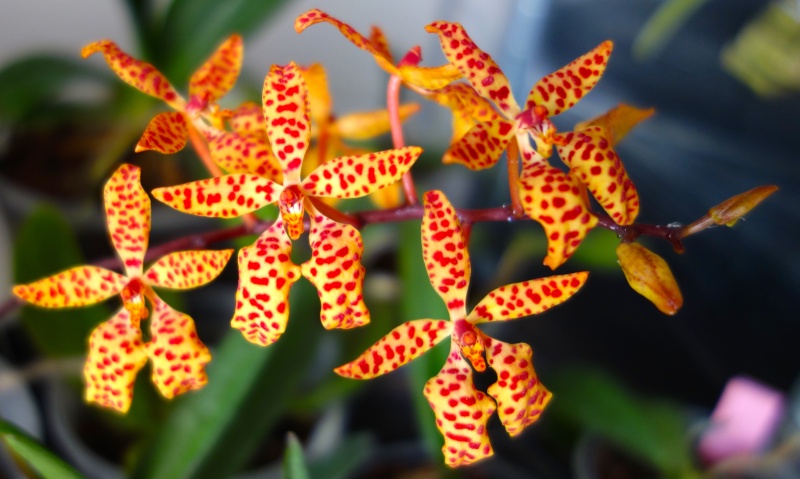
387,48,423,206
505,140,524,219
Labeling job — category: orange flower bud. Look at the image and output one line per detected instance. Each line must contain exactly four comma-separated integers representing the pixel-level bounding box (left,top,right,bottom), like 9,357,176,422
709,185,778,226
616,242,683,315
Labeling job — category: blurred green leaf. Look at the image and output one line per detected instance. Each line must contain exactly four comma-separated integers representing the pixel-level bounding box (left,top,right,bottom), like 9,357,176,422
13,205,110,357
398,220,448,462
307,433,373,479
0,55,110,122
633,0,710,59
549,368,699,478
0,418,85,479
282,433,311,479
131,281,322,479
158,0,290,83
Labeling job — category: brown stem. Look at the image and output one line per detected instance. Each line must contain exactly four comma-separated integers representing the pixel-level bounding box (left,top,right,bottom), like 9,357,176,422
307,197,362,229
506,141,524,218
387,74,418,205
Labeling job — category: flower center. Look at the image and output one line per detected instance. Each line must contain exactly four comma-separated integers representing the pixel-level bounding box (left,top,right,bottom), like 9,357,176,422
120,277,151,328
279,185,306,239
453,319,486,372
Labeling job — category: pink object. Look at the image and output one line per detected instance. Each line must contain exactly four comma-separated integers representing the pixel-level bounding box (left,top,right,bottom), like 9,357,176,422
698,376,786,465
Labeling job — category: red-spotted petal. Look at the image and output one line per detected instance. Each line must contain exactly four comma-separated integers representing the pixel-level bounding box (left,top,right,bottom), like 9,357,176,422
189,34,242,105
526,41,613,117
575,103,655,147
206,130,282,180
468,272,588,323
429,83,501,146
84,308,148,413
231,221,301,346
145,296,211,399
295,10,396,76
425,21,520,117
518,162,598,269
151,174,281,218
555,127,639,225
262,62,310,184
13,266,127,309
442,118,515,170
144,249,232,290
483,336,552,436
299,63,332,125
421,190,470,316
424,345,495,467
300,146,420,199
81,40,183,110
397,64,463,91
104,164,151,277
301,215,369,330
136,111,189,154
334,319,452,379
230,102,266,135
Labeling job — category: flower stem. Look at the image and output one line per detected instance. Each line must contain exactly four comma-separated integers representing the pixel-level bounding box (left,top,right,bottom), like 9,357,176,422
387,74,418,205
506,140,524,218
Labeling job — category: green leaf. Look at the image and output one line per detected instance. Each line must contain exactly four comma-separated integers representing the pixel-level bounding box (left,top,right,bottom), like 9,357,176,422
0,55,110,122
398,221,448,462
282,433,311,479
306,434,373,479
157,0,290,83
13,205,109,357
131,281,322,479
548,368,699,477
0,418,86,479
633,0,710,59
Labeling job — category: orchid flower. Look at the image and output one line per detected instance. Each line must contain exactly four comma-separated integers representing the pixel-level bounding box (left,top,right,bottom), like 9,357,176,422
426,22,641,269
152,62,421,346
82,35,242,154
335,190,588,466
13,164,232,413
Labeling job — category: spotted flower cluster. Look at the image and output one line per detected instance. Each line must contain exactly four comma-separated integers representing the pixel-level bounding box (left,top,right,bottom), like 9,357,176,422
9,6,775,469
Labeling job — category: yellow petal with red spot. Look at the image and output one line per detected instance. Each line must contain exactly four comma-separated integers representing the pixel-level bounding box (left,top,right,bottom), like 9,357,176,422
421,190,471,314
136,111,189,154
144,249,232,290
483,336,551,436
424,345,495,467
152,174,281,218
335,319,451,379
425,21,520,117
263,62,310,184
299,63,332,125
146,296,211,398
104,164,151,277
398,64,463,91
526,40,613,117
467,272,588,323
206,130,281,180
189,34,242,105
576,103,655,147
616,243,683,315
81,40,183,110
231,220,301,346
335,103,419,141
301,215,369,330
519,162,597,269
429,83,501,145
442,118,515,170
368,26,394,64
300,146,420,199
295,10,397,76
230,102,266,135
556,127,639,225
13,265,127,309
84,308,148,413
